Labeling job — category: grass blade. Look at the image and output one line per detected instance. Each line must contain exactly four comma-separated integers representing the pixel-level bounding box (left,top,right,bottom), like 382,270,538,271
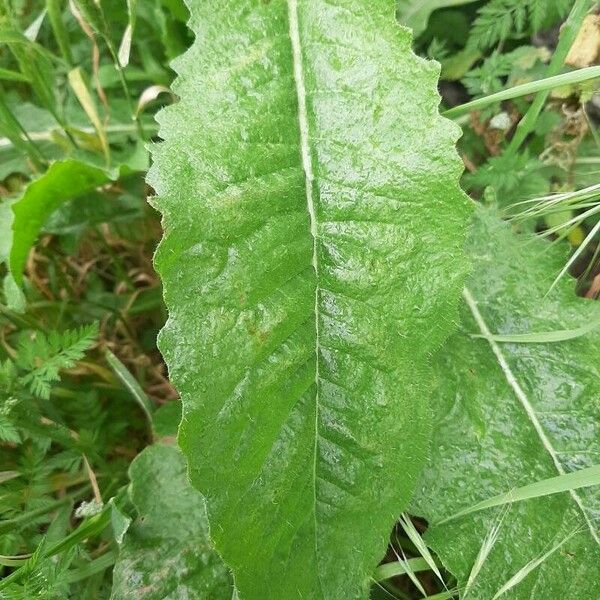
46,0,73,65
0,470,20,484
104,349,153,430
424,591,459,600
0,86,45,166
437,464,600,525
64,550,116,584
547,219,600,296
491,529,580,599
471,313,600,343
24,9,46,41
373,557,431,583
463,506,509,598
505,0,593,155
393,549,428,597
118,0,137,67
0,67,30,82
399,514,445,586
444,65,600,118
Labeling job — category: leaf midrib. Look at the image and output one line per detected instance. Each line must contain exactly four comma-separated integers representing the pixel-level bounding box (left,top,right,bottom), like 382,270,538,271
287,0,324,592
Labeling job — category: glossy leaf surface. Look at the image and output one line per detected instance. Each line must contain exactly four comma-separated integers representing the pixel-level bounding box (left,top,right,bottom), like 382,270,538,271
150,1,471,597
411,207,600,599
111,444,233,600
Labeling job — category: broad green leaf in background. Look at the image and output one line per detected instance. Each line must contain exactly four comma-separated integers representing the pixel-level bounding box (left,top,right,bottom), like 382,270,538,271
8,159,111,287
411,206,600,599
111,444,233,600
396,0,479,36
150,0,471,598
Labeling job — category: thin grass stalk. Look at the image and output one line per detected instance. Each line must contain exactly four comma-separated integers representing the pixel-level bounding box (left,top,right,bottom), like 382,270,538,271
444,66,600,119
505,0,593,156
46,0,73,66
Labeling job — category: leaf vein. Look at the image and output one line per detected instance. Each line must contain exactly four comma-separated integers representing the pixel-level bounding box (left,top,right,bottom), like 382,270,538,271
463,286,600,547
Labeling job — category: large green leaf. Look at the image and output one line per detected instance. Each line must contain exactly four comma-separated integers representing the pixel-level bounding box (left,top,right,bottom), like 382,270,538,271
111,444,233,600
150,1,471,598
411,207,600,599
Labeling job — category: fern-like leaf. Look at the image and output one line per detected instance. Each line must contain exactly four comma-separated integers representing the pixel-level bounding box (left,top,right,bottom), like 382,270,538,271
17,324,99,399
0,411,21,444
468,0,574,51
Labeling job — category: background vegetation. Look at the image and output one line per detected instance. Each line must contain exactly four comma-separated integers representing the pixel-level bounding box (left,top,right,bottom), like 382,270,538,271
0,0,598,597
